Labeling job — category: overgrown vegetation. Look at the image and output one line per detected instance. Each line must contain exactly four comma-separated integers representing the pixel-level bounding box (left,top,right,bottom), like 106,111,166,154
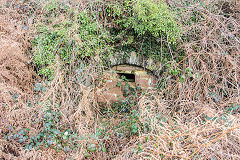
32,0,181,79
0,0,239,159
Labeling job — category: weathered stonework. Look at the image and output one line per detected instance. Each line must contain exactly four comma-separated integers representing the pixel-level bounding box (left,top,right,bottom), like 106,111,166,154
98,51,163,102
106,51,163,77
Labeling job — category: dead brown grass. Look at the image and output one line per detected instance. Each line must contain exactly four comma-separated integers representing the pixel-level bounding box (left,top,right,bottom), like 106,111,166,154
0,2,37,159
0,0,239,160
115,91,240,159
0,2,33,95
114,0,240,159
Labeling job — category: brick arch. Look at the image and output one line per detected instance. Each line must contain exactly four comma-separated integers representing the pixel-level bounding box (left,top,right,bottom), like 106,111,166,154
98,63,158,103
106,51,163,77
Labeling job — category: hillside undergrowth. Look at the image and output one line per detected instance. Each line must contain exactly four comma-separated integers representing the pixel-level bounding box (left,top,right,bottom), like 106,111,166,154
0,0,239,159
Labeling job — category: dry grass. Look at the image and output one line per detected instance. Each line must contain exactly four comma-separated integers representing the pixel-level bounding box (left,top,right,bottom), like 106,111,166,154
115,91,240,159
0,0,240,159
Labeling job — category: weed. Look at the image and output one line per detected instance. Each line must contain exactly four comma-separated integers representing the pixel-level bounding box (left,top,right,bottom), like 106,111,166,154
5,105,79,152
32,0,181,79
1,0,240,159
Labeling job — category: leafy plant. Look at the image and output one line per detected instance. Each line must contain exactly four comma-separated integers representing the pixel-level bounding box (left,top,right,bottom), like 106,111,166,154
107,0,181,43
129,0,181,43
5,105,79,152
32,27,75,80
43,0,70,17
32,0,181,79
26,106,79,152
32,2,112,79
5,128,30,144
76,10,113,57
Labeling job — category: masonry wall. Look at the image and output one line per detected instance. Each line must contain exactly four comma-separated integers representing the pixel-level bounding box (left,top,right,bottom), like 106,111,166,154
97,65,157,102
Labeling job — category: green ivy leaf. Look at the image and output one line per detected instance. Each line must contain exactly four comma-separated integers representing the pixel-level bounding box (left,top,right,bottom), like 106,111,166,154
102,147,107,152
87,143,96,152
63,135,68,140
180,75,186,83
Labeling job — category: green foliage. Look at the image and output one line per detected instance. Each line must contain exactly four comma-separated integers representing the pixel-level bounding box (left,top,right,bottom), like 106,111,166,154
32,1,112,79
114,110,141,137
76,10,113,57
107,0,181,43
26,106,79,152
115,75,143,109
32,0,181,79
129,0,181,43
99,109,142,139
6,105,79,152
101,0,182,66
165,65,200,84
226,104,240,115
33,83,47,92
203,104,239,127
98,76,150,141
32,25,75,80
5,128,30,144
43,0,70,17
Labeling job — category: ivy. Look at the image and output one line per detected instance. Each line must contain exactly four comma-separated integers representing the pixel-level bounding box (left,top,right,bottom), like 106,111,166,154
32,0,181,79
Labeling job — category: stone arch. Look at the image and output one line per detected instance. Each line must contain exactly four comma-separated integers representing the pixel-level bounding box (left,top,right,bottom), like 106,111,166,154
106,51,163,77
98,51,164,102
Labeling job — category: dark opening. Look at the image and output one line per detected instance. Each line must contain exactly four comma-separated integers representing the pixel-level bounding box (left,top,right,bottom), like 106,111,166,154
117,73,135,82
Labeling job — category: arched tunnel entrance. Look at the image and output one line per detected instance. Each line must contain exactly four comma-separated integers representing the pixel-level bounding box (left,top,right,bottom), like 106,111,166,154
98,64,157,102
